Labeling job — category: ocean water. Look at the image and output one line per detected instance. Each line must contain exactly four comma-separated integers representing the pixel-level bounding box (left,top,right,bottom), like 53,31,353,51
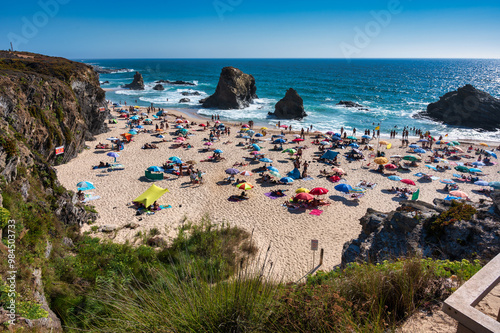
83,59,500,141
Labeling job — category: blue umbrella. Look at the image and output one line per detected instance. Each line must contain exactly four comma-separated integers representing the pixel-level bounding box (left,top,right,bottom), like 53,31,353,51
388,175,402,181
147,166,164,172
489,181,500,189
107,152,120,162
157,135,164,139
349,143,359,148
279,177,294,184
469,168,482,173
471,161,485,167
169,156,182,164
474,180,489,186
425,164,437,171
255,133,263,137
225,168,240,175
414,148,426,154
175,125,183,129
440,179,456,185
485,150,497,159
260,158,273,163
241,135,251,139
128,130,137,135
274,139,286,144
252,144,261,151
409,144,419,149
418,139,428,143
247,130,255,136
287,168,301,179
130,115,139,120
335,184,352,193
77,181,95,191
333,133,341,137
267,166,279,172
214,149,223,154
452,173,463,178
120,110,129,113
321,150,339,160
362,135,371,139
136,125,144,129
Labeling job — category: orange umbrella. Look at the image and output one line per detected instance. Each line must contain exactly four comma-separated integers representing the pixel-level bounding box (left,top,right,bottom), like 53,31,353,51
295,192,314,201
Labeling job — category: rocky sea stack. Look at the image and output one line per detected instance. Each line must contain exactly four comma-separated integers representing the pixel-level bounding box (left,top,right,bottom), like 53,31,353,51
416,84,500,131
202,67,258,109
153,84,164,91
270,88,307,120
123,71,145,90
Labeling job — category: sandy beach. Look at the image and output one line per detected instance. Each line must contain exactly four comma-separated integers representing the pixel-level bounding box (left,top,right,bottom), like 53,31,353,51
55,105,500,281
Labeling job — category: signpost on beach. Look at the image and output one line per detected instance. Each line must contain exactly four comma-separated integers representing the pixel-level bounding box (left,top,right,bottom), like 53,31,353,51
55,146,64,155
311,239,318,269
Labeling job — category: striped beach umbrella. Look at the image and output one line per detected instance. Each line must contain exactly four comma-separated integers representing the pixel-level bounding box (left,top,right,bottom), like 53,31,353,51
236,182,254,190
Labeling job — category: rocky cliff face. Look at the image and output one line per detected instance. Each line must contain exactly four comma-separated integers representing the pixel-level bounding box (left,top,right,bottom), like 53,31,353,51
341,198,500,267
0,51,104,331
202,67,258,109
416,85,500,131
270,88,307,119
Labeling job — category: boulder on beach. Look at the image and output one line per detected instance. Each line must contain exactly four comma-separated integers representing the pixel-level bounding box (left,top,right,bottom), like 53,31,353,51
153,84,164,91
179,98,190,103
202,67,258,109
416,84,500,131
269,88,307,120
123,72,145,90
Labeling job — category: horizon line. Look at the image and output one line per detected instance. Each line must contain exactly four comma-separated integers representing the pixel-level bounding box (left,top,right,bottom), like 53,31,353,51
77,57,500,61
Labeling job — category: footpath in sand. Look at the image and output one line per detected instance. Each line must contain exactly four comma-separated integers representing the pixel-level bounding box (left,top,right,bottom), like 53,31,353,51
55,106,500,281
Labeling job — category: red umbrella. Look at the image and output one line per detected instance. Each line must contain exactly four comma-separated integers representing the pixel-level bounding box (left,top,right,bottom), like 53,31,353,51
295,192,314,201
292,138,304,142
385,164,397,169
309,187,329,195
242,124,249,128
401,179,416,186
199,123,207,127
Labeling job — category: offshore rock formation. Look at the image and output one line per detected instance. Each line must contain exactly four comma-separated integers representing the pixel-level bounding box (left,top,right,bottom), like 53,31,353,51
270,88,307,119
156,79,196,86
202,67,258,109
153,84,164,91
417,84,500,131
337,100,369,111
341,199,500,267
123,71,145,90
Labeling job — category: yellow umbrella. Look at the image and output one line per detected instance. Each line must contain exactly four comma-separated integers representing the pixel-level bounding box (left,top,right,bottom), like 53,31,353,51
386,143,392,149
295,188,310,193
241,128,249,131
374,157,389,165
479,143,489,147
261,127,268,130
379,141,389,145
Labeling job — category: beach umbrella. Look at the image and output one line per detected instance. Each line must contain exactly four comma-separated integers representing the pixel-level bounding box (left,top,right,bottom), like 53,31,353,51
362,135,371,139
409,144,419,149
332,167,345,174
261,127,268,130
77,181,95,191
350,187,366,193
469,168,482,173
280,177,294,184
390,155,402,159
454,166,469,173
236,182,254,190
403,155,420,161
414,148,426,154
175,137,186,141
250,151,261,155
485,150,497,159
267,166,279,172
274,139,286,144
321,141,331,146
147,166,164,172
292,138,304,142
255,133,263,137
282,148,297,154
269,171,281,178
388,175,402,181
295,188,310,193
474,180,489,186
241,124,249,128
247,130,255,136
175,125,184,129
449,190,468,198
144,118,152,122
401,179,416,186
260,158,273,163
310,187,329,195
349,143,359,148
199,123,207,127
418,139,428,143
347,136,358,140
240,170,253,176
440,179,456,185
128,130,138,135
479,143,489,147
452,173,463,179
335,184,352,193
240,128,249,132
374,157,388,165
215,120,221,124
107,152,120,162
106,137,118,141
425,164,437,171
157,135,164,139
175,119,184,123
379,141,389,145
180,128,189,134
204,142,213,146
214,149,223,154
385,164,397,169
471,161,485,167
225,168,240,175
252,144,261,151
295,192,314,201
130,115,139,120
321,150,339,160
169,156,182,164
489,181,500,189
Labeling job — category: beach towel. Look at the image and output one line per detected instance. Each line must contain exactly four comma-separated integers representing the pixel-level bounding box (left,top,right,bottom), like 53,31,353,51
310,209,323,216
264,192,286,199
302,176,314,181
160,205,172,210
82,195,100,203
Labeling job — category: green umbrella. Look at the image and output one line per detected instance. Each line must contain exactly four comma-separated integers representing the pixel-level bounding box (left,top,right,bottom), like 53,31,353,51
452,141,460,145
347,136,358,140
454,165,469,173
282,148,296,154
403,155,420,161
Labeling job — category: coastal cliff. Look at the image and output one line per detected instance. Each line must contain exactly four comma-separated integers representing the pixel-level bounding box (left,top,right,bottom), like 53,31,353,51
0,51,106,331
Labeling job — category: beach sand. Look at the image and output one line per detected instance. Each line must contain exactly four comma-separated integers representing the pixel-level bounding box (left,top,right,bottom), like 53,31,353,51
55,105,500,282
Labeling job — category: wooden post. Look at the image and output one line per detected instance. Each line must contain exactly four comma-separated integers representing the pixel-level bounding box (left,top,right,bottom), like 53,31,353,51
10,42,13,52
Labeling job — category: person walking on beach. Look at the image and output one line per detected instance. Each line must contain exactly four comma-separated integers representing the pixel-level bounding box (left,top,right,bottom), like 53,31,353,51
340,127,344,136
301,128,305,139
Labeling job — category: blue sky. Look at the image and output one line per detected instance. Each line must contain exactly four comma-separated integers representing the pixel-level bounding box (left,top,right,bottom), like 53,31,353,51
1,0,499,59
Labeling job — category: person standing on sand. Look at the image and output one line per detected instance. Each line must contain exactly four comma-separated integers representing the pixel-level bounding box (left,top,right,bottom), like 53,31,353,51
301,128,305,139
289,125,292,133
340,127,344,136
353,128,356,135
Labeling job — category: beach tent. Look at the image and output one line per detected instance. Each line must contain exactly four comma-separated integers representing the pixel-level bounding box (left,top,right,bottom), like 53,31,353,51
287,168,301,179
133,184,169,208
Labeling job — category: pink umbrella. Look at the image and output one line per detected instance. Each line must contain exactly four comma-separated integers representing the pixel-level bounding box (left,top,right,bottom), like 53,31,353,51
176,137,186,141
296,192,314,201
309,187,329,195
400,179,416,186
250,151,261,155
385,164,397,169
204,142,213,146
449,190,468,198
292,138,304,142
240,170,253,176
242,124,249,128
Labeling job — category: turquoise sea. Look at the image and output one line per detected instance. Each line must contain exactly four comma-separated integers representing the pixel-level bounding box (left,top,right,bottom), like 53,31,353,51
83,59,500,141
